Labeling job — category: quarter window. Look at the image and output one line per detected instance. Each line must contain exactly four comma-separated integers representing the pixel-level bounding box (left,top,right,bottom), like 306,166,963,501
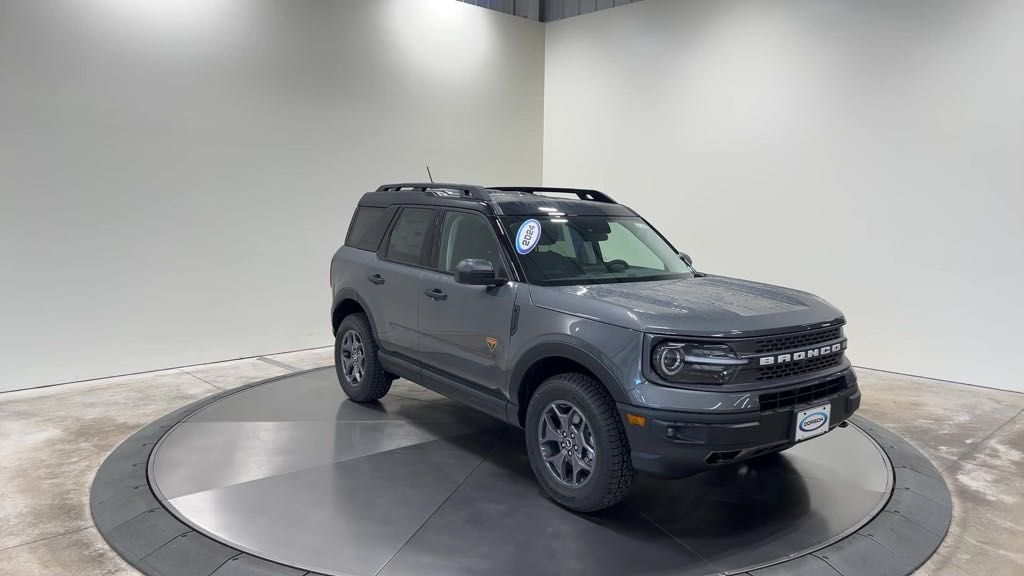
386,208,435,266
345,206,388,251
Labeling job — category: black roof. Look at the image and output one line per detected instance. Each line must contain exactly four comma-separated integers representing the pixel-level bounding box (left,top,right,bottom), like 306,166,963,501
359,183,635,216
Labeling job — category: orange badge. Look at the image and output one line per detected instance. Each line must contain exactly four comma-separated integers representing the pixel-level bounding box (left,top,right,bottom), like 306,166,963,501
486,337,497,352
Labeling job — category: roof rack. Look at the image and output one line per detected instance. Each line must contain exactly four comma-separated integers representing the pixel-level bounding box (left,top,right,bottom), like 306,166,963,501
372,183,617,205
374,182,491,200
489,186,616,204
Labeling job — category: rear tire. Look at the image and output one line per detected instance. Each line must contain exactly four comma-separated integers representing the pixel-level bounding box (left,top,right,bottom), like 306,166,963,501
335,313,392,402
525,372,635,512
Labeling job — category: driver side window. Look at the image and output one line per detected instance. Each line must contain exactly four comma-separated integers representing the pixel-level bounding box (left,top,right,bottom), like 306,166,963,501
438,212,503,273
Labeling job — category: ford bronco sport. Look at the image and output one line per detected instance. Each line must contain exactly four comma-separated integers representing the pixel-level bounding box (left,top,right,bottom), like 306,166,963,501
330,183,859,512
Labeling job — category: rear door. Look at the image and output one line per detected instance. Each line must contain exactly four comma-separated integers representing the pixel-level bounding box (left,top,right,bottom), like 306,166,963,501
361,206,438,360
418,209,518,399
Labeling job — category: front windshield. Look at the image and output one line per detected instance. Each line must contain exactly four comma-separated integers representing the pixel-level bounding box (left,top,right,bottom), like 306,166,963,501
502,215,692,286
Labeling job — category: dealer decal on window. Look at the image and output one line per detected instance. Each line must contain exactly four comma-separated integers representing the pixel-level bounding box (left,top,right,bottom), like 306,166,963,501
515,219,541,255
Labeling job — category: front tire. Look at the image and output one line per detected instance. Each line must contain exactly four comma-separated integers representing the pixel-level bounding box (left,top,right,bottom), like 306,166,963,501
525,373,635,512
334,313,392,402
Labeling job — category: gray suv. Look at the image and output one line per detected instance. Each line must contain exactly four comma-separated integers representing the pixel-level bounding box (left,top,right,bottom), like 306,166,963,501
330,183,860,512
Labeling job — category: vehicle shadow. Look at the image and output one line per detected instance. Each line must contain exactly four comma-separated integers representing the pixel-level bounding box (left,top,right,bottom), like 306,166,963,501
333,395,860,574
336,396,815,533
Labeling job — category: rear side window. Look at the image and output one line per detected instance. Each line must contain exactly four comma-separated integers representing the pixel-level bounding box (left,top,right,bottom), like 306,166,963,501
345,206,388,251
385,208,435,266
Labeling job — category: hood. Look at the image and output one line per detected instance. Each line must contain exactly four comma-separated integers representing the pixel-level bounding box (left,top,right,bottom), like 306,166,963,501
528,276,843,338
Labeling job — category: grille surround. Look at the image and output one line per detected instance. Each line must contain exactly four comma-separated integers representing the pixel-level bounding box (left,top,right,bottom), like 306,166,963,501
642,323,847,388
733,325,847,383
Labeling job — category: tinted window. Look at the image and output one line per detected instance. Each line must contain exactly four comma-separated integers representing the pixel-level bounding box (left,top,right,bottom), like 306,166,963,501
386,208,435,266
438,212,502,273
345,206,388,251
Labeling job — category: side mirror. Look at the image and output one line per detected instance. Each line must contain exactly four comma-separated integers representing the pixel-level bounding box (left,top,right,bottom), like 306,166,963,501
678,252,693,267
454,258,508,287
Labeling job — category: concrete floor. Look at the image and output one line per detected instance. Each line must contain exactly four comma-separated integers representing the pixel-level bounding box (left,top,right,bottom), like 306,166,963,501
0,351,1021,576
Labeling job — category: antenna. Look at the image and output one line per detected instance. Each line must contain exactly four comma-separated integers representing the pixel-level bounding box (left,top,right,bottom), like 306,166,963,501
426,165,434,183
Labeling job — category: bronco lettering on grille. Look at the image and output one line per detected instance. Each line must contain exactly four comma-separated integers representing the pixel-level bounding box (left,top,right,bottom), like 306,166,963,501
758,341,845,366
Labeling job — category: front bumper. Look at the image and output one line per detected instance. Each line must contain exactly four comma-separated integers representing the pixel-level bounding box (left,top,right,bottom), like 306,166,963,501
618,369,860,477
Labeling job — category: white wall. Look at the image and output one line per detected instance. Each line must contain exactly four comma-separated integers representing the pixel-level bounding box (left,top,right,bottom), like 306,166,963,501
0,0,544,392
544,0,1024,391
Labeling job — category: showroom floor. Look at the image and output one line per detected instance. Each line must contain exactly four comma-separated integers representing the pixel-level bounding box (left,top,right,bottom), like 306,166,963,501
0,350,1021,576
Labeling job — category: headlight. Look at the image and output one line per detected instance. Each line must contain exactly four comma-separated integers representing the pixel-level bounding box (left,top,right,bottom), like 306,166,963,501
652,342,747,385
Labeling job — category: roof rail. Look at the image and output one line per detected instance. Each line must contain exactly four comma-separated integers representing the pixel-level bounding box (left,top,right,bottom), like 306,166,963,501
374,182,491,200
490,186,616,204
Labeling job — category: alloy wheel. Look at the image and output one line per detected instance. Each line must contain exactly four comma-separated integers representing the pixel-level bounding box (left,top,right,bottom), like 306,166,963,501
537,400,596,487
339,330,365,386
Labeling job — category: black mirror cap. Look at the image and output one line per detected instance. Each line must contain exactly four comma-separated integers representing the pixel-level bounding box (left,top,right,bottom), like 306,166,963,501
679,252,693,267
454,258,508,287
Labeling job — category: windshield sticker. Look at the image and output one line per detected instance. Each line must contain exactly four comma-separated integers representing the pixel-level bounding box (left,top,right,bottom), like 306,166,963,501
515,219,542,255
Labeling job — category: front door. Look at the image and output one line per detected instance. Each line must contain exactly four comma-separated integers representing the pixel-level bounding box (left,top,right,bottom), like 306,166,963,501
419,210,518,397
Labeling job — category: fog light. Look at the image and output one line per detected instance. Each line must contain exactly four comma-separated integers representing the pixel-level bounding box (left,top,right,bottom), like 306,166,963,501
665,425,706,443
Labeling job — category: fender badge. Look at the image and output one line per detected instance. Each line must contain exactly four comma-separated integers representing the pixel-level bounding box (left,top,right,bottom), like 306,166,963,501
486,337,497,352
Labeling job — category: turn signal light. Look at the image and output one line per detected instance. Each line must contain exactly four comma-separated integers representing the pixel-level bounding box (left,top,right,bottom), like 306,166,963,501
626,413,646,427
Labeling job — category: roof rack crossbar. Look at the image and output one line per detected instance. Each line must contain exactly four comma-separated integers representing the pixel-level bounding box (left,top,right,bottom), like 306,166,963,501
374,182,492,200
490,186,616,204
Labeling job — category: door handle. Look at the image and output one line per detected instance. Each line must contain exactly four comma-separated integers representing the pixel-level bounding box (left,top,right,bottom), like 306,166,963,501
424,288,448,301
367,274,385,285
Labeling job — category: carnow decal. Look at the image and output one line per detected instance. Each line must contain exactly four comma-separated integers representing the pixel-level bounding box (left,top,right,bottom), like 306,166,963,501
515,219,541,255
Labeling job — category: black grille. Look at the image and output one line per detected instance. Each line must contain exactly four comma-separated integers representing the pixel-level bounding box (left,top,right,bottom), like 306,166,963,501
756,353,843,381
759,376,847,411
754,327,841,354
